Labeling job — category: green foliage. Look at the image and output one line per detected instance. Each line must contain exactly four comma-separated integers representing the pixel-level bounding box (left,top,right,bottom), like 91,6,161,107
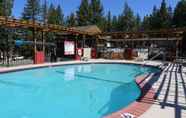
105,11,112,32
141,15,150,31
149,6,160,30
66,13,77,27
22,0,41,21
0,0,14,16
0,0,14,65
76,0,90,26
0,0,3,15
142,0,173,30
56,5,64,25
134,14,141,31
119,2,136,31
40,0,48,23
158,0,172,28
47,4,64,25
173,0,186,27
111,15,118,31
1,0,186,34
76,0,104,29
89,0,104,26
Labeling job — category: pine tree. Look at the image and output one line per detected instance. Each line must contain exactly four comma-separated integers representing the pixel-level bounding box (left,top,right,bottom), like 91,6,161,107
76,0,90,26
66,13,77,27
47,4,55,24
120,2,136,31
40,0,48,24
158,0,170,28
99,17,107,31
173,0,186,27
0,0,2,15
112,15,118,31
145,0,173,30
117,14,123,31
0,0,14,66
47,4,63,25
22,0,41,21
149,6,160,30
134,14,141,31
0,0,14,16
89,0,104,27
105,11,112,32
167,6,173,27
141,15,150,31
56,5,64,25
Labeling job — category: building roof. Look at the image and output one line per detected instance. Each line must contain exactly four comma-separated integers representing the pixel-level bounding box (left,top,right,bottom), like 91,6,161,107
72,25,102,35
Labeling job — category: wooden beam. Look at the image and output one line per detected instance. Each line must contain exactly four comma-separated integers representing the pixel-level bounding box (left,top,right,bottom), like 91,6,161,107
0,16,89,35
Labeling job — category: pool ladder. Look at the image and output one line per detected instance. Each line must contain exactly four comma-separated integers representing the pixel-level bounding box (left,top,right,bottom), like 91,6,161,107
141,51,163,67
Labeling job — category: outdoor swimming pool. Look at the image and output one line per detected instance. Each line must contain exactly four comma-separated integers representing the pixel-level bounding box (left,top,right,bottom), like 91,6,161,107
0,63,159,118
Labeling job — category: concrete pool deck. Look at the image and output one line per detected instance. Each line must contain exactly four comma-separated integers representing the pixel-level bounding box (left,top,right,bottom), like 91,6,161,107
0,59,185,118
139,63,186,118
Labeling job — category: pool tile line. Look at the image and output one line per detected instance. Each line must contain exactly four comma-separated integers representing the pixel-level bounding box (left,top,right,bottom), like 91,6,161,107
0,60,162,74
105,74,156,118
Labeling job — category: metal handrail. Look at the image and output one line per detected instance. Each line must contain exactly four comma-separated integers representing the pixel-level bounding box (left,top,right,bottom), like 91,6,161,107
142,51,163,66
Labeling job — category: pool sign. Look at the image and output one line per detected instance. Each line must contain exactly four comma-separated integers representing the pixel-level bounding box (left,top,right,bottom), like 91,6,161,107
64,41,75,55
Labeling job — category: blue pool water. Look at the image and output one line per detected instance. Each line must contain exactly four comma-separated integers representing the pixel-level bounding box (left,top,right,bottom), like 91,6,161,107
0,64,159,118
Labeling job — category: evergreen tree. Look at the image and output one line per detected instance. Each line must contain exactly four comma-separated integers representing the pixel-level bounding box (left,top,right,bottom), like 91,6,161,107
66,13,77,27
100,17,107,31
158,0,171,28
117,14,123,31
173,0,186,27
76,0,90,26
0,0,2,15
145,0,173,30
120,2,136,31
47,4,55,24
40,0,48,24
141,15,150,31
22,0,41,21
105,11,112,32
149,6,160,30
167,6,173,27
134,14,141,31
112,15,119,31
89,0,104,27
0,0,14,16
47,4,63,25
56,5,64,25
0,0,14,66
